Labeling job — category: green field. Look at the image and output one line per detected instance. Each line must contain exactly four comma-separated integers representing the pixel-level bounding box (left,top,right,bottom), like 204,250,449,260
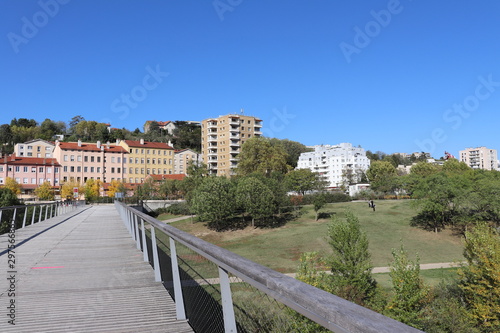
169,200,465,273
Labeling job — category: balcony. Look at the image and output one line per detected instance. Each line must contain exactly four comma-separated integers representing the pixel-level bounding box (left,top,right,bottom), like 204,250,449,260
207,122,217,129
230,126,239,133
230,140,240,147
207,135,217,142
229,118,240,125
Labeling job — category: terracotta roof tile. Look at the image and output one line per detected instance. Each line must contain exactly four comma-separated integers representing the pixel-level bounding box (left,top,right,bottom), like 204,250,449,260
58,142,127,153
123,140,173,149
2,155,61,166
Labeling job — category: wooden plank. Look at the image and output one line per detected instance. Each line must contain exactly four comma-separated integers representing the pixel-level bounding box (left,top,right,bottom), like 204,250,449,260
0,206,193,333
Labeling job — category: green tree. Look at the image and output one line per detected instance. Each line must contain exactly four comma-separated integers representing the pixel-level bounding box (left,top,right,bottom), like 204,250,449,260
269,138,309,168
366,160,398,193
313,193,326,221
5,177,21,195
235,177,275,227
325,211,377,305
458,223,500,332
0,187,21,207
34,181,55,200
285,169,324,195
172,121,201,151
191,177,235,229
385,243,430,329
236,137,288,176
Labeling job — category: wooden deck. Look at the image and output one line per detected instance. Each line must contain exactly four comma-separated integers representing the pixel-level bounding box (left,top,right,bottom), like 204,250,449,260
0,205,193,333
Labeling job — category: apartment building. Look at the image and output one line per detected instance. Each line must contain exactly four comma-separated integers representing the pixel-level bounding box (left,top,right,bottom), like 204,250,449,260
119,139,175,183
53,140,128,184
297,143,371,188
174,148,201,175
14,139,55,158
201,114,262,176
459,146,498,171
0,155,61,195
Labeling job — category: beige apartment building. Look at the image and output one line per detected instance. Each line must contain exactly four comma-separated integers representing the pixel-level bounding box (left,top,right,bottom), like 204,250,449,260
14,139,55,158
119,139,175,183
459,146,498,171
201,114,262,176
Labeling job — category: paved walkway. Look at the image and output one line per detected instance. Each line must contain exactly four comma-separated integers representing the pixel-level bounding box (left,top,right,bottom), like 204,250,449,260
0,205,193,333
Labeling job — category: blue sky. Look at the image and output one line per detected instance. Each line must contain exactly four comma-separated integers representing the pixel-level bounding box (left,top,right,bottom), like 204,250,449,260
1,0,500,158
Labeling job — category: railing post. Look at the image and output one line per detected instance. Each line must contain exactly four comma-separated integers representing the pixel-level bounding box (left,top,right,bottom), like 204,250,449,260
22,206,28,228
31,206,36,225
219,267,237,333
169,237,186,320
44,204,48,221
38,205,43,223
50,204,53,218
134,214,141,250
141,219,149,263
150,226,162,282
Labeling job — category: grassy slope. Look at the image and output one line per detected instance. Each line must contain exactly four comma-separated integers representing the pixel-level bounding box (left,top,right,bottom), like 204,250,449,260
169,200,465,273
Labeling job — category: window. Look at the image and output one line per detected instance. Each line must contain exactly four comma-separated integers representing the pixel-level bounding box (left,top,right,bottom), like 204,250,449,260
147,158,150,164
135,168,139,174
135,149,139,154
23,166,28,172
111,157,115,163
135,158,139,164
39,167,43,172
130,149,133,153
117,157,121,163
141,149,144,154
37,146,41,152
91,156,95,162
141,158,144,164
55,167,59,173
117,168,121,173
15,178,20,183
129,168,133,174
45,153,51,157
19,145,24,150
111,167,115,173
45,146,51,151
97,157,101,163
91,167,95,173
39,178,44,184
70,166,75,172
0,167,3,172
77,156,81,162
31,167,36,173
77,166,81,172
27,152,32,157
141,168,144,174
27,146,32,150
23,178,28,184
130,158,133,163
64,155,68,161
84,167,88,172
15,166,20,172
97,167,101,173
70,155,75,162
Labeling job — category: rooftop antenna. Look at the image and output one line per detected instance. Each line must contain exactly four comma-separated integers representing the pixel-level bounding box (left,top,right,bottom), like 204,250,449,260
240,108,244,115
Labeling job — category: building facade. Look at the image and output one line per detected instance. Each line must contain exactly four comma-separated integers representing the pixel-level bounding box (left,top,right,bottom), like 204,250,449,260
53,140,128,184
14,139,55,158
201,114,262,176
296,143,371,188
0,155,61,196
119,139,175,183
174,148,201,175
459,147,498,170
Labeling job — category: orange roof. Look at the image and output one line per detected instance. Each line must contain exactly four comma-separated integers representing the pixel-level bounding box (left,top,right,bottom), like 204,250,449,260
148,174,186,181
123,140,173,149
58,142,127,153
2,155,61,166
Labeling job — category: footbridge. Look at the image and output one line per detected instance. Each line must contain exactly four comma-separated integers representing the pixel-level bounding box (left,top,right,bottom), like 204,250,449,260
0,202,422,332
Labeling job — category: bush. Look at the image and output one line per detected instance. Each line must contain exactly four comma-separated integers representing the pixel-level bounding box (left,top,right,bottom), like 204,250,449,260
301,192,351,205
165,202,192,215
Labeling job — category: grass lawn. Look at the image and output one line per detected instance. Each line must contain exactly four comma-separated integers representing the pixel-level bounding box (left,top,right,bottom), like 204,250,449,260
169,200,465,273
374,267,459,293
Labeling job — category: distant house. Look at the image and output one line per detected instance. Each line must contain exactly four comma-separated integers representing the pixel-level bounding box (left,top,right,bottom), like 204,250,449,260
14,139,55,158
143,120,176,134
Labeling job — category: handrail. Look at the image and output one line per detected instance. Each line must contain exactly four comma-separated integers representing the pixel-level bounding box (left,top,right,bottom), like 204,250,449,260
115,201,422,333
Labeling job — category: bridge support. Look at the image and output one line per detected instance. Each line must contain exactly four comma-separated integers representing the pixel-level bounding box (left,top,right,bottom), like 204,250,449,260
219,267,237,333
169,237,186,320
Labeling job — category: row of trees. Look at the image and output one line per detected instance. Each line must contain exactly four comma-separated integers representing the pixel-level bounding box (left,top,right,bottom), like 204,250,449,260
296,211,500,332
365,158,500,233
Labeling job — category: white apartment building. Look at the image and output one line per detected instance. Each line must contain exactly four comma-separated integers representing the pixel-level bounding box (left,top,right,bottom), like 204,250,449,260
459,147,498,171
297,143,371,188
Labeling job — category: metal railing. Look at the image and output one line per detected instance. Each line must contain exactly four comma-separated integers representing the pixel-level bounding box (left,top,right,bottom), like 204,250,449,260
0,200,84,235
114,201,422,333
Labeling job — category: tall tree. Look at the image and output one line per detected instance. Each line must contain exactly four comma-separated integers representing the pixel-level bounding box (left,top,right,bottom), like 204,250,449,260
83,179,101,201
285,169,323,195
458,223,500,332
235,177,275,226
69,115,85,133
385,243,430,329
366,160,398,193
269,138,309,168
325,211,377,305
236,137,288,176
190,177,235,228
